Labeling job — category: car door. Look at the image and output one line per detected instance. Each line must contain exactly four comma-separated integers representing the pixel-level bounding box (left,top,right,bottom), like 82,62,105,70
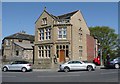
74,61,86,70
79,62,88,69
8,61,19,70
68,61,83,70
68,61,77,70
17,61,24,70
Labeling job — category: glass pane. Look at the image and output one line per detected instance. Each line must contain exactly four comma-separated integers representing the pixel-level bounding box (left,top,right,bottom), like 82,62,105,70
59,35,62,38
56,45,59,49
42,50,44,57
48,51,50,57
63,31,66,35
45,50,47,57
60,45,62,49
63,35,66,38
66,50,69,57
66,45,69,49
59,31,62,35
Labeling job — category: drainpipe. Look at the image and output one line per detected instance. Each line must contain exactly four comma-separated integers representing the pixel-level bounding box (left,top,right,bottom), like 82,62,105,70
70,24,73,60
32,46,34,64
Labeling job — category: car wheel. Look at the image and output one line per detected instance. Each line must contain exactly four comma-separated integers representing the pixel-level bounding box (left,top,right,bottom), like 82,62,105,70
21,67,27,72
64,67,70,72
3,67,8,72
87,65,93,71
114,64,119,69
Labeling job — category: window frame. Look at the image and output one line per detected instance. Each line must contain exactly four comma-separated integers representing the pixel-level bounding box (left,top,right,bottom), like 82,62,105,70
58,27,67,39
38,45,51,58
45,28,51,40
39,29,44,41
42,17,47,25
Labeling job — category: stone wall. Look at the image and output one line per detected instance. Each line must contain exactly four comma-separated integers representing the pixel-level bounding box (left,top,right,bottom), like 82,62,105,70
33,59,52,69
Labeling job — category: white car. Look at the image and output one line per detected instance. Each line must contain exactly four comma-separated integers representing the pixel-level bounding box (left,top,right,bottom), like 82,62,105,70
59,60,96,72
2,60,32,72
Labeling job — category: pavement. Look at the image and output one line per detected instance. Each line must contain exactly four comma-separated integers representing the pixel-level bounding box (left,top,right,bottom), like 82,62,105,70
33,65,105,72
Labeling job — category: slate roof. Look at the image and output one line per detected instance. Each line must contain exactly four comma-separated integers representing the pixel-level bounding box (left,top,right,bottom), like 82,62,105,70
57,10,79,19
35,10,79,23
14,42,34,49
4,33,34,41
49,10,79,20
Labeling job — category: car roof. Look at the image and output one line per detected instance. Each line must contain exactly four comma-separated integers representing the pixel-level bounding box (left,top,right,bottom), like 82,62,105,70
67,60,83,63
69,60,82,62
14,60,28,62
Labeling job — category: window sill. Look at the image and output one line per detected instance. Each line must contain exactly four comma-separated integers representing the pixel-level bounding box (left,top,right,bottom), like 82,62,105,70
41,24,47,26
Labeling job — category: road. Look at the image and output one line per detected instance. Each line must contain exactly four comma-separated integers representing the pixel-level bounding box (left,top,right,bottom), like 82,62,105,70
1,69,119,82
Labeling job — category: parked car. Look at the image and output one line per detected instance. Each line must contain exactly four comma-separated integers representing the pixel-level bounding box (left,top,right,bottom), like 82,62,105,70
2,60,32,72
104,57,120,69
93,56,100,65
59,60,96,72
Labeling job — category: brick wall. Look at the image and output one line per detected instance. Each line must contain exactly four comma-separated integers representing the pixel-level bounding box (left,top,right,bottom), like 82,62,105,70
86,34,95,62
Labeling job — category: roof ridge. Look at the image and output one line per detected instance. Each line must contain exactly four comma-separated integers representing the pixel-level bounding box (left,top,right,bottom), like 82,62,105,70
17,32,34,36
4,32,34,41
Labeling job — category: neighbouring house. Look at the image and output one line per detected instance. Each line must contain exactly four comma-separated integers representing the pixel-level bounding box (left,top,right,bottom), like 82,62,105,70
2,32,34,62
86,34,98,62
34,8,98,69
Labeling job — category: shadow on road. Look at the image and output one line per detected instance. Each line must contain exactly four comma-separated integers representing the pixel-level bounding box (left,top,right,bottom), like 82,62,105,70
100,67,118,70
57,69,95,72
2,70,33,73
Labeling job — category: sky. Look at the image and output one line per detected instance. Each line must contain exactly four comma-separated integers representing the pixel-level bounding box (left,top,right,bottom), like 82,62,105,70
2,2,118,40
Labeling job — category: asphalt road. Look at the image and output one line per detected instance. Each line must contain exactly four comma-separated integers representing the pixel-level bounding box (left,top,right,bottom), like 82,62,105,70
1,69,119,82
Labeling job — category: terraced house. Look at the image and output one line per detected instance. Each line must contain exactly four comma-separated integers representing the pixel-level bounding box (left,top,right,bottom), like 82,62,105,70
34,8,98,69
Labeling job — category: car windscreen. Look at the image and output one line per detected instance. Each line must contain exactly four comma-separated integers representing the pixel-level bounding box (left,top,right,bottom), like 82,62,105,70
22,61,29,64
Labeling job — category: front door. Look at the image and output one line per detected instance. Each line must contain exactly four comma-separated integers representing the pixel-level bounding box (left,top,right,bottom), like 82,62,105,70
59,50,65,63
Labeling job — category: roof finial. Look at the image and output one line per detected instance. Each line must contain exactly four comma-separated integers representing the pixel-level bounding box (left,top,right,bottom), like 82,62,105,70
44,7,46,11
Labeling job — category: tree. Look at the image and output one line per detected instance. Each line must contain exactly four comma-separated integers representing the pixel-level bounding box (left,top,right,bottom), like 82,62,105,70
89,26,118,59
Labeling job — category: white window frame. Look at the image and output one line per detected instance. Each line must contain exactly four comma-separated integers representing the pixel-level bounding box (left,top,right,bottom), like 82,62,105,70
58,27,67,39
42,18,47,25
45,28,51,40
39,29,44,41
38,45,51,58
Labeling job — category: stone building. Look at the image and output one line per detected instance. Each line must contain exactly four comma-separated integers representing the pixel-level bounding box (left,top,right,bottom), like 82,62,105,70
34,8,98,69
2,32,34,62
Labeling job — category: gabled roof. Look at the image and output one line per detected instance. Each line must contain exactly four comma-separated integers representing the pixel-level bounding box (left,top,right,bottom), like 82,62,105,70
4,32,34,41
35,10,56,23
35,10,79,23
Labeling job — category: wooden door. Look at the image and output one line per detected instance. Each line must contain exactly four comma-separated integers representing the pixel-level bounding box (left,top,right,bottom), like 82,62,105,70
59,50,65,62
